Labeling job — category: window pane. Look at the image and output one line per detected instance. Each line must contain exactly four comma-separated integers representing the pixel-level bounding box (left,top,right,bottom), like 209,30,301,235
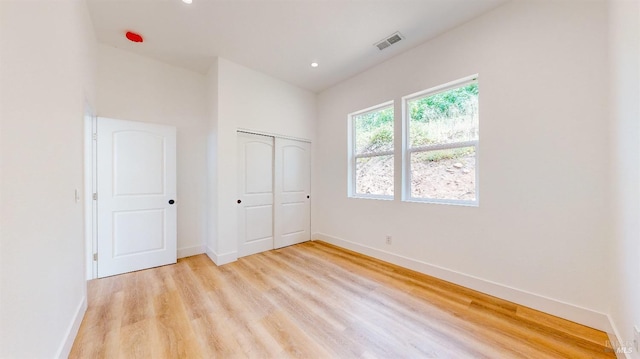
408,82,478,147
354,106,394,155
411,147,476,201
356,155,394,196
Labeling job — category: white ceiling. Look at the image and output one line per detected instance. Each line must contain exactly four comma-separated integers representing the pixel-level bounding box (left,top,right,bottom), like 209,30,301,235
87,0,506,92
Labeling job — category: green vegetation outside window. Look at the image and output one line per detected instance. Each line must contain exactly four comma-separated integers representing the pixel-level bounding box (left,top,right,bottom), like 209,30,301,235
349,103,394,198
404,77,479,205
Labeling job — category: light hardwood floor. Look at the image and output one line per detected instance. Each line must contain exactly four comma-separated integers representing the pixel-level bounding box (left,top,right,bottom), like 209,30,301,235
70,241,615,358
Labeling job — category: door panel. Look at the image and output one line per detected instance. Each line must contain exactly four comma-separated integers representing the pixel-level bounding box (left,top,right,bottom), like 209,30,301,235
97,117,177,278
113,131,165,195
245,142,273,194
274,138,311,249
282,146,306,192
281,202,306,235
113,209,165,257
238,133,274,257
245,205,273,241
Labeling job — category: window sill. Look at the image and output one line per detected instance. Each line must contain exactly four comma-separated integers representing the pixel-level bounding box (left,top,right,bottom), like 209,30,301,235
349,195,394,201
402,198,479,207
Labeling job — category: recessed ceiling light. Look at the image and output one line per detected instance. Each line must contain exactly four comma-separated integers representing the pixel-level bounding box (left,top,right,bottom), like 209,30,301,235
311,62,319,68
182,0,192,4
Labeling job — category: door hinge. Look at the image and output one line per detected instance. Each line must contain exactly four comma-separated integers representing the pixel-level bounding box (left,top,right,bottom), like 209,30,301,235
93,253,98,261
93,193,97,200
92,133,97,141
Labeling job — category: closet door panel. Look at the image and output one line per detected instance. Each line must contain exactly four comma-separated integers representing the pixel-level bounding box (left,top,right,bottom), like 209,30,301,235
237,133,274,257
274,138,311,249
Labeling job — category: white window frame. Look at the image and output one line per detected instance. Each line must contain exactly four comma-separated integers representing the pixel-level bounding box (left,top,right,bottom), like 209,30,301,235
348,101,394,200
402,75,479,206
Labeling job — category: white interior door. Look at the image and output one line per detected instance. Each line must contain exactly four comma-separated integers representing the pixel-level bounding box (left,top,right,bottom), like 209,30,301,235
237,132,274,257
97,117,177,278
274,138,311,249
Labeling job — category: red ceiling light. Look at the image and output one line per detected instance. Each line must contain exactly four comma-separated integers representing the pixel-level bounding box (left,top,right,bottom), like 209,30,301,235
125,31,144,43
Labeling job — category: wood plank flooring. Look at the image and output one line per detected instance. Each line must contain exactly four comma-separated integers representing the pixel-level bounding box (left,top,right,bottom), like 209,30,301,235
70,241,615,358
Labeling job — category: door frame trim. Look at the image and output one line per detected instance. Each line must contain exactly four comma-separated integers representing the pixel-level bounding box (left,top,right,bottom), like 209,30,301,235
83,105,98,280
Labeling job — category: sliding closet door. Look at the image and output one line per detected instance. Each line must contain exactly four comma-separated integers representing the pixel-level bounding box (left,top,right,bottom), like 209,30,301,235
274,138,311,249
237,133,274,257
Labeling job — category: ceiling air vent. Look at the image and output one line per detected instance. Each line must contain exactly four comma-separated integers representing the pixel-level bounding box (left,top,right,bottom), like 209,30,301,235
375,32,404,51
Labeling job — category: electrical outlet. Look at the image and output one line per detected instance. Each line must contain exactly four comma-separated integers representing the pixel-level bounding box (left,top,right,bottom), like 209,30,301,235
634,325,640,352
385,235,392,245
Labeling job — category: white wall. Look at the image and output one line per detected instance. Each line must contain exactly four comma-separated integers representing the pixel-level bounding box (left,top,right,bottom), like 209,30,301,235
206,58,220,260
206,58,316,263
315,0,611,328
609,0,640,355
0,1,631,357
0,0,96,357
96,44,208,258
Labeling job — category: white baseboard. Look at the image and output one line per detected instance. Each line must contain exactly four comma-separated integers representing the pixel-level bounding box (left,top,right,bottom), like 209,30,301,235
313,232,611,332
55,296,87,359
178,245,206,259
206,247,238,266
605,315,633,359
